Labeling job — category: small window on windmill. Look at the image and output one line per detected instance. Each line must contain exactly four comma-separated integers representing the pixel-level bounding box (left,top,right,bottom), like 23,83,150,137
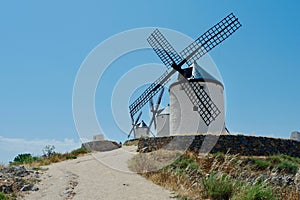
193,105,198,111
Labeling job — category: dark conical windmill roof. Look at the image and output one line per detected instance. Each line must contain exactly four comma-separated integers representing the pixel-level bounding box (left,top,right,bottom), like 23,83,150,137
172,62,223,88
192,62,216,80
137,120,148,128
190,62,223,87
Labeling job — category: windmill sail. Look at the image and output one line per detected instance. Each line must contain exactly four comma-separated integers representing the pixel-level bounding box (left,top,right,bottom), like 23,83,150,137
129,13,241,127
147,29,183,68
180,13,242,66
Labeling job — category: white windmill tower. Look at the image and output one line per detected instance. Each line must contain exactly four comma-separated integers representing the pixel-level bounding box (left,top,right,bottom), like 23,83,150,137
128,13,241,137
169,62,226,135
134,120,150,138
128,111,150,139
156,105,170,137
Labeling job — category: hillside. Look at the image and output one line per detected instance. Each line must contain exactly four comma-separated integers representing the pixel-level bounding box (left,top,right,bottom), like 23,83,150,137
129,149,300,200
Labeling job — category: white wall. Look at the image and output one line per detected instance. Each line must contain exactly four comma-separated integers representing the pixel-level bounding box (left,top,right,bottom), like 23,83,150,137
290,132,300,141
169,81,225,135
93,134,104,141
134,127,150,138
156,114,170,137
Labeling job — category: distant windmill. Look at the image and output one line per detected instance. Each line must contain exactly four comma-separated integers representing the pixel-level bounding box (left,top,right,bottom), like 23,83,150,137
128,111,142,138
129,13,241,137
148,87,165,135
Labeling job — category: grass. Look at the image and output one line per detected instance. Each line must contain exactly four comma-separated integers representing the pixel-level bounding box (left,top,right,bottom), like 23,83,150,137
128,149,182,173
123,139,139,146
166,154,201,176
70,147,89,156
9,147,90,167
0,163,5,169
0,193,9,200
247,158,272,170
130,151,300,200
202,172,235,199
202,172,277,200
246,154,300,174
232,182,277,200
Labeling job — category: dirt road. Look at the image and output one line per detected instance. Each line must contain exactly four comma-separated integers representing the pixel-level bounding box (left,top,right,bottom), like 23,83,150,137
23,146,173,200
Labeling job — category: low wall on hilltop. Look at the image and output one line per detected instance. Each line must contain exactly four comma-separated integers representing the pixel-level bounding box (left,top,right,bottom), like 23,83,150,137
82,140,121,152
137,135,300,157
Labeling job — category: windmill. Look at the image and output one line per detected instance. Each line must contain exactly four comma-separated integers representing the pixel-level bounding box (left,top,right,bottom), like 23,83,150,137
148,87,165,135
129,13,241,137
128,111,142,138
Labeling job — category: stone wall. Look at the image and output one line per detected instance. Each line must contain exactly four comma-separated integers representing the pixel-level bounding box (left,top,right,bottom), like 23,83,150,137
137,135,300,157
82,140,121,152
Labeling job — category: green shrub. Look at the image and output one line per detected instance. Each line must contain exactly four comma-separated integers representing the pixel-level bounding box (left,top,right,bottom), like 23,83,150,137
213,152,225,160
202,173,277,200
267,154,299,174
10,153,39,165
276,160,298,174
71,147,89,156
0,192,9,200
232,182,277,200
202,172,234,200
170,155,200,172
66,155,77,160
247,158,271,170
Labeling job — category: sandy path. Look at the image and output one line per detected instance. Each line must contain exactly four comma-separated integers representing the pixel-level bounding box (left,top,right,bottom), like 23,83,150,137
24,146,174,200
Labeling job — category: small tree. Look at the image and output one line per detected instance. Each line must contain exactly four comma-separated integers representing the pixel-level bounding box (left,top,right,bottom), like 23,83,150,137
13,153,33,164
42,145,56,158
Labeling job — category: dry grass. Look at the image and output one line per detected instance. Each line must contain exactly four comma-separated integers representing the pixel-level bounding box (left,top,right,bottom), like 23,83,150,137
9,147,90,167
123,139,139,146
130,151,300,200
0,164,5,170
128,149,183,173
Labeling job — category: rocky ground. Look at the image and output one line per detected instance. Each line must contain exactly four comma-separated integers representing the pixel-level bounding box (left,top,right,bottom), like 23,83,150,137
0,165,42,199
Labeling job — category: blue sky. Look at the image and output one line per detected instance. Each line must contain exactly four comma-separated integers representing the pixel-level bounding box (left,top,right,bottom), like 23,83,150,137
0,1,300,163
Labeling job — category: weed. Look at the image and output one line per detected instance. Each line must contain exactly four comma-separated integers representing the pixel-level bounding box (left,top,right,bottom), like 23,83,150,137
0,193,9,200
10,153,40,165
213,152,225,160
232,182,277,200
169,155,200,172
70,147,89,156
66,155,77,160
202,172,234,200
246,158,271,170
276,160,298,174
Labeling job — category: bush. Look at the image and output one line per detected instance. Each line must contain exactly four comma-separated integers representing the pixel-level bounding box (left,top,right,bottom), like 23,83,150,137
202,172,234,200
276,160,298,174
10,153,40,165
213,152,225,159
202,172,277,200
66,155,77,160
70,147,89,156
48,153,63,163
0,192,9,200
247,158,271,170
232,182,277,200
169,155,200,173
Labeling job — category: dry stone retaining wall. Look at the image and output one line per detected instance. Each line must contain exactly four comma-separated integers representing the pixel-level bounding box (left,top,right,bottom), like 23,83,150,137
137,135,300,157
82,140,121,152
